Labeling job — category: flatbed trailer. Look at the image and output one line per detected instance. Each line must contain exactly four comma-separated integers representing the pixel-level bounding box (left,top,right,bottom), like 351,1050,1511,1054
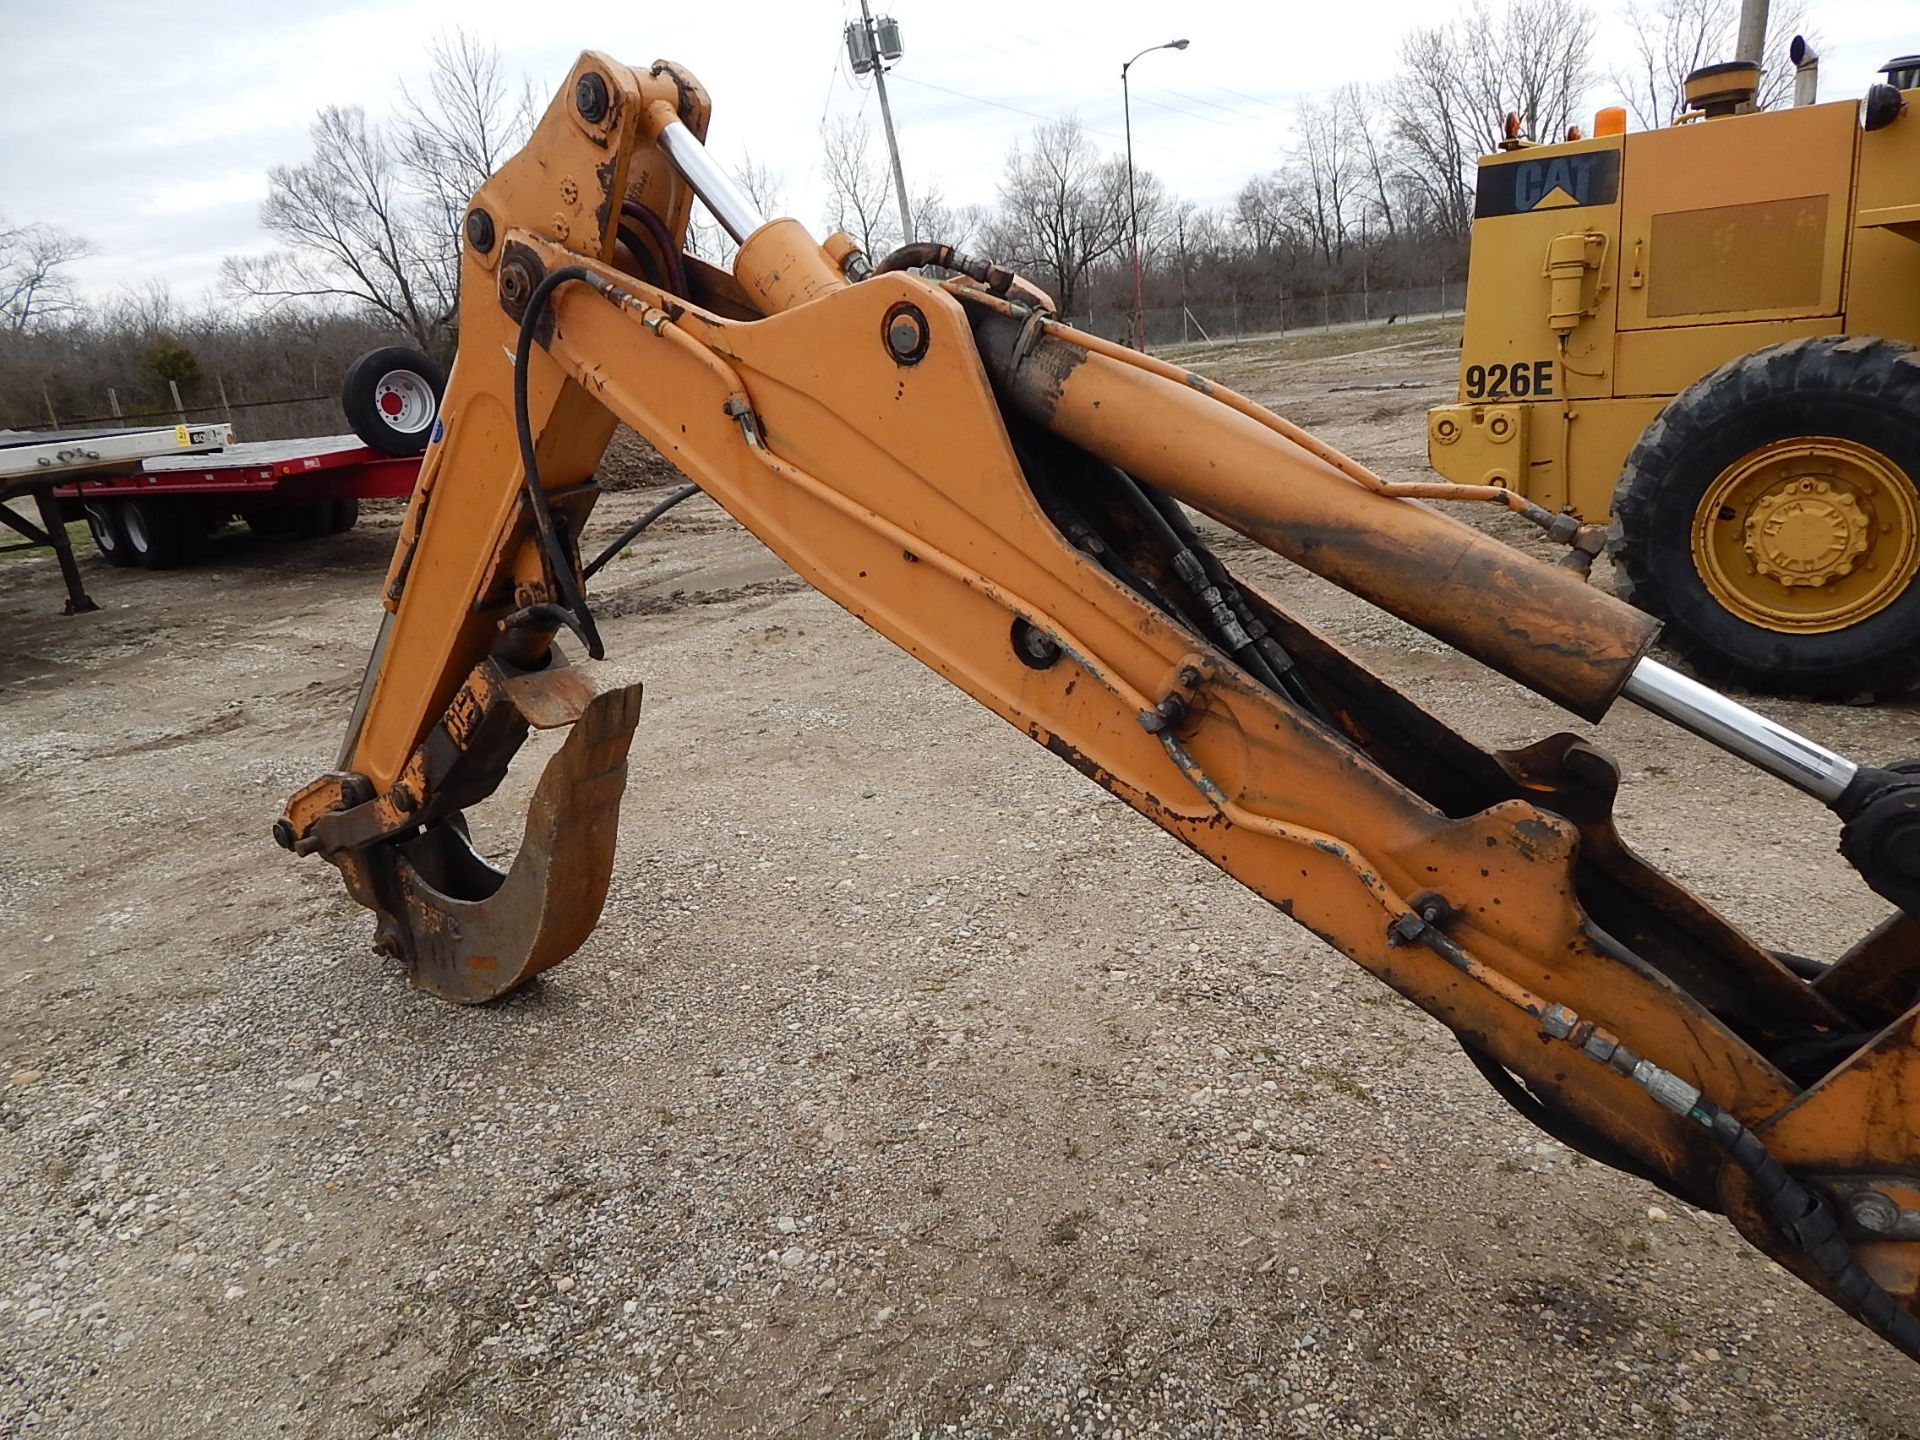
55,433,424,579
3,346,442,616
1,422,234,614
55,433,419,508
2,429,423,615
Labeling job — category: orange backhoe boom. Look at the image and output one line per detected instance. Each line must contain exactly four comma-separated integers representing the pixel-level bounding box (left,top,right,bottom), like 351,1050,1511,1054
279,53,1920,1362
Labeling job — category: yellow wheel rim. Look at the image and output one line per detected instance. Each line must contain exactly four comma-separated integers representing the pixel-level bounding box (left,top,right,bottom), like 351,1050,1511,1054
1692,436,1920,634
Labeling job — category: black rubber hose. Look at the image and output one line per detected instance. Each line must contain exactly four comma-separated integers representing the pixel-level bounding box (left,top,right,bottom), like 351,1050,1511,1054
1459,1041,1694,1204
1100,462,1302,700
513,266,605,660
1698,1099,1920,1361
620,201,688,296
616,226,667,290
584,483,702,578
1132,480,1335,723
1006,429,1188,622
873,241,969,277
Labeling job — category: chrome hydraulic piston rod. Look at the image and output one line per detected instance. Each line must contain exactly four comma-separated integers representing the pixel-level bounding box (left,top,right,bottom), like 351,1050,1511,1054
657,120,766,242
1622,657,1859,805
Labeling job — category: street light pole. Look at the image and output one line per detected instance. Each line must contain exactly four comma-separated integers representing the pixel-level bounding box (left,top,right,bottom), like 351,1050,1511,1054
1121,38,1188,351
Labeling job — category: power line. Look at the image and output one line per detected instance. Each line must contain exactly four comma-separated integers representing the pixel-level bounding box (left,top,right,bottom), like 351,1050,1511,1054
890,73,1178,154
817,30,844,129
1152,84,1270,121
1198,79,1295,112
1128,91,1233,127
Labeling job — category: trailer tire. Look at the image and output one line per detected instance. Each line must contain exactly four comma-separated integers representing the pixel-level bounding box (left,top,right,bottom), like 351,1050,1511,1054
119,497,188,570
342,346,445,457
84,502,135,567
290,499,336,538
329,498,360,533
1610,336,1920,699
245,507,296,538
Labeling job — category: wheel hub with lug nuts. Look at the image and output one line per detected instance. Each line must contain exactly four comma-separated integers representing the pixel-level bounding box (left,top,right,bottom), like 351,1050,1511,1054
1744,477,1872,588
1692,435,1920,634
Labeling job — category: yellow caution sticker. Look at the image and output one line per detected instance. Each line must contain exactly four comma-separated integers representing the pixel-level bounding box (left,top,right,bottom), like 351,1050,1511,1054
174,425,190,445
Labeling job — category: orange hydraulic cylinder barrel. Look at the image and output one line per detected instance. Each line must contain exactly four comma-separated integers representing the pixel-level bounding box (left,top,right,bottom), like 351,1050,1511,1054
971,313,1657,720
734,217,848,315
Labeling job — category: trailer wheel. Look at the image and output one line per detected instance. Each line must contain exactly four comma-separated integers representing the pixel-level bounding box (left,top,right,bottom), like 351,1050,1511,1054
342,346,445,457
84,502,134,567
119,496,188,570
329,498,360,533
244,507,295,538
1611,337,1920,698
289,500,337,538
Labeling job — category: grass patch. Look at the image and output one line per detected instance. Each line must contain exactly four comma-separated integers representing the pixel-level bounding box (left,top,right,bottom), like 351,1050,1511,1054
1044,1206,1093,1246
0,511,91,565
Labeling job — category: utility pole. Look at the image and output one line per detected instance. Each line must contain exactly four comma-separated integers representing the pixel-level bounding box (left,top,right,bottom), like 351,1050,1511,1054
847,3,915,245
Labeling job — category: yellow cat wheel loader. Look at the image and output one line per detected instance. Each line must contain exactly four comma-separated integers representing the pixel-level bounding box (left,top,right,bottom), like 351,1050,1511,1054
280,51,1920,1364
1427,49,1920,698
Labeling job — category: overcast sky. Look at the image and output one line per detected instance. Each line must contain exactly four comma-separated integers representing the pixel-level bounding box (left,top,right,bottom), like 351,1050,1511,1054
2,0,1912,305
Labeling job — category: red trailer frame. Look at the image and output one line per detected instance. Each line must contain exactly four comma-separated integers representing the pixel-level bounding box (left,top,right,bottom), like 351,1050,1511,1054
52,435,421,506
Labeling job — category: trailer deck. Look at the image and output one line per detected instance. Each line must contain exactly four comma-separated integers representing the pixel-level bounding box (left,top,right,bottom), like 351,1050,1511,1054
2,428,420,615
1,422,236,613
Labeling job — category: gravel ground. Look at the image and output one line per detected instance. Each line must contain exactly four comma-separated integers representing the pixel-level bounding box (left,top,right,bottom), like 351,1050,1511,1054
3,320,1919,1438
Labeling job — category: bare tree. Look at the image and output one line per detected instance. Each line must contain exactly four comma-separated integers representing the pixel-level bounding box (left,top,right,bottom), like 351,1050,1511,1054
1234,172,1302,258
1474,0,1596,145
732,155,786,218
910,184,984,251
1288,94,1364,264
1,218,93,332
1348,85,1401,238
985,116,1134,316
397,29,534,304
821,117,900,258
225,106,441,348
224,32,534,352
1389,0,1597,241
1618,0,1811,128
1389,27,1478,239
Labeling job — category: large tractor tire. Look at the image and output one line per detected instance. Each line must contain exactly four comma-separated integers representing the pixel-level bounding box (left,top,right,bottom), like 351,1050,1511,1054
341,345,446,457
1610,336,1920,699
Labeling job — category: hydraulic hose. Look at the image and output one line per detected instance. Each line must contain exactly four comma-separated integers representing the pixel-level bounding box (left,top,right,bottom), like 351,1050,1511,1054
584,483,702,578
620,200,689,295
512,265,607,659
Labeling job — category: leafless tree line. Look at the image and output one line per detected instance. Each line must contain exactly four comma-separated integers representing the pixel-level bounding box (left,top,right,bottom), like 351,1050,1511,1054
0,281,407,437
3,0,1816,430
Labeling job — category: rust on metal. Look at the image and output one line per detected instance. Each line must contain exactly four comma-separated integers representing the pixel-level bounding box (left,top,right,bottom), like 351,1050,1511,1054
969,307,1658,722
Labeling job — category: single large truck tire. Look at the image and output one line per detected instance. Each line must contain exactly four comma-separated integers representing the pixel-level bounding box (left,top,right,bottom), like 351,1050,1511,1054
117,496,191,570
1609,336,1920,699
341,345,446,457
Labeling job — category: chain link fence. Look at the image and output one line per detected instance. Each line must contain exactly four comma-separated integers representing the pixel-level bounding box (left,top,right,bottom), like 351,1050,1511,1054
1067,281,1464,348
